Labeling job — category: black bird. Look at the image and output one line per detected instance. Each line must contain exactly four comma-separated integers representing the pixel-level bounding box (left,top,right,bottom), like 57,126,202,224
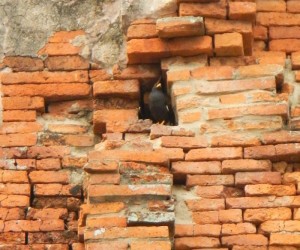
149,79,170,124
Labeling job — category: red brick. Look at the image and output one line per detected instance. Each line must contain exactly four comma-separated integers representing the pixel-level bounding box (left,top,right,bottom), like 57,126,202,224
84,226,169,240
62,156,87,168
186,198,225,211
127,23,158,40
283,172,300,184
172,161,221,175
72,243,84,250
269,247,297,250
287,1,300,13
26,208,68,220
45,56,89,71
15,159,36,171
187,175,234,187
238,64,284,80
0,122,42,135
89,69,112,82
3,56,44,72
229,2,256,21
0,232,25,244
48,30,85,43
262,131,300,144
86,216,127,228
47,99,93,114
4,219,64,232
2,70,88,84
257,12,300,26
191,66,235,80
64,135,95,147
29,171,70,184
2,97,44,111
175,224,221,237
0,133,37,147
93,80,139,99
186,147,243,161
195,77,276,94
0,207,25,220
85,242,128,250
88,184,171,202
27,231,77,244
270,39,300,53
2,83,91,101
179,1,227,19
253,25,268,41
270,26,300,40
244,145,276,159
193,210,242,224
161,136,208,149
256,0,286,12
156,16,204,38
244,207,292,223
235,172,282,185
38,43,82,56
47,124,88,134
3,110,36,122
226,196,300,209
270,233,300,246
0,195,29,208
0,170,28,183
131,241,171,250
34,183,81,197
36,158,61,170
0,184,30,196
222,223,256,235
210,56,256,67
260,220,300,234
27,146,70,159
222,159,271,173
222,234,268,247
84,160,119,173
93,109,138,133
215,32,244,57
292,51,300,70
211,134,261,147
245,184,296,196
275,143,300,159
175,236,220,249
195,185,226,198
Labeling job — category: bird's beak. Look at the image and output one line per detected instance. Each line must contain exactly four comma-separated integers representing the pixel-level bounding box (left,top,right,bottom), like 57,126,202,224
156,83,162,88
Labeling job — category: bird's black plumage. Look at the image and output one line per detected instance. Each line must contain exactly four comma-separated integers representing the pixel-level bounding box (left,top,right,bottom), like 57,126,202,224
149,82,169,123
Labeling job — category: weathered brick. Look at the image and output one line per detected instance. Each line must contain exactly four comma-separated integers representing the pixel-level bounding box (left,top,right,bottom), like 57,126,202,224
187,175,234,187
0,232,25,244
186,198,225,211
85,242,128,250
245,184,296,196
270,233,300,246
0,207,25,220
175,236,220,249
86,216,127,229
235,172,282,185
229,2,256,21
222,223,256,235
172,161,221,175
179,0,227,19
215,32,244,57
84,226,169,240
0,133,37,147
257,12,300,26
3,56,44,72
26,208,68,220
127,23,158,40
2,97,44,111
161,136,208,149
186,147,243,161
210,56,256,67
45,56,89,71
29,171,70,184
270,39,300,53
34,184,81,197
292,51,300,70
0,122,42,135
244,207,292,223
283,172,300,184
0,184,30,196
287,1,300,13
222,234,268,247
93,80,139,99
253,25,268,41
131,241,171,250
0,195,29,208
28,146,70,159
2,83,91,101
212,134,261,148
254,51,286,66
193,209,242,224
14,159,36,171
64,135,95,147
244,145,276,159
3,110,36,122
256,0,286,12
27,231,77,244
4,219,64,232
175,224,221,237
47,99,93,114
191,66,235,81
36,158,61,170
62,156,87,168
270,26,300,40
222,160,271,173
47,124,88,134
260,220,300,234
0,170,28,183
38,43,82,56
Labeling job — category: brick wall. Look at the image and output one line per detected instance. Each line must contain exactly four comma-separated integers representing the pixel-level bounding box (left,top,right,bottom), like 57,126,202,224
1,0,300,249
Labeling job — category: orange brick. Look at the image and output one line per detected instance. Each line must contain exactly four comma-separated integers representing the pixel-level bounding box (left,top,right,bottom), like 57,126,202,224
270,26,300,40
244,145,276,159
0,207,25,220
89,69,112,82
287,1,300,13
127,23,158,40
179,1,227,19
113,64,160,81
2,83,91,101
167,69,191,83
0,170,28,183
222,159,271,173
34,184,81,197
45,56,89,71
208,104,287,120
244,207,292,223
38,43,82,56
4,219,64,232
88,184,171,201
175,236,220,249
26,208,68,220
36,159,61,170
229,2,256,21
2,70,88,84
86,216,127,228
47,124,88,134
28,146,70,159
283,172,300,184
131,241,171,250
222,234,268,247
0,232,25,244
195,185,226,198
15,159,36,171
210,56,256,67
0,122,42,135
222,223,256,235
245,184,296,196
186,147,243,161
186,198,225,211
269,247,297,250
253,25,268,41
0,133,37,147
260,220,300,234
235,172,282,185
292,51,300,70
211,134,261,147
29,171,70,184
93,109,138,133
3,110,36,122
257,12,300,26
93,80,139,99
270,233,300,246
178,110,202,124
3,56,44,72
262,131,300,144
84,226,169,240
270,39,300,53
156,16,204,38
175,224,221,237
172,161,221,175
2,96,44,111
62,156,87,168
191,66,235,80
237,64,284,79
161,136,208,149
64,135,95,147
187,175,234,187
27,231,77,244
0,184,30,196
193,209,242,224
85,242,128,250
0,195,29,208
256,0,286,12
48,30,85,43
47,99,93,114
215,32,244,57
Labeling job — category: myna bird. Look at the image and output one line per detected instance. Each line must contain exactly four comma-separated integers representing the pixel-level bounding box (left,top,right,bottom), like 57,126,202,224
149,79,170,124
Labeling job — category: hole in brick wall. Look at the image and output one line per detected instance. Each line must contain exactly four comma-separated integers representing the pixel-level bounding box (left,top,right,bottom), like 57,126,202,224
138,76,176,126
